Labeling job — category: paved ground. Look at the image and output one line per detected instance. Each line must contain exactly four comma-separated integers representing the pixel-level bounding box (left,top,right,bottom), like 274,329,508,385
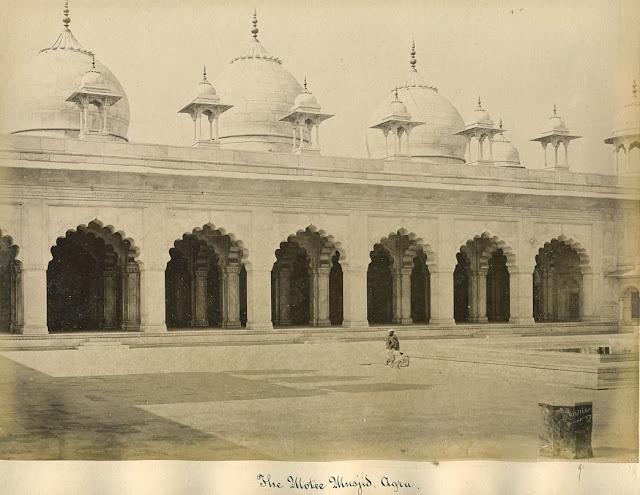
0,339,637,461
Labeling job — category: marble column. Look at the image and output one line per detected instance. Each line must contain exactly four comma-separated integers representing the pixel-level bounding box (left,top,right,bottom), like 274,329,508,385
316,266,331,327
429,267,455,326
9,265,23,333
139,265,167,333
477,269,488,323
509,269,535,324
122,262,141,330
392,270,402,324
20,267,48,335
400,267,413,324
246,265,274,331
342,264,369,328
278,267,291,325
224,265,241,328
468,272,479,322
192,269,208,327
102,268,118,329
581,272,595,321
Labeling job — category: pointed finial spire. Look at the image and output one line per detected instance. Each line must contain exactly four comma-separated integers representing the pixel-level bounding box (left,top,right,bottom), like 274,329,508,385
553,103,558,116
202,65,208,83
63,1,71,29
91,53,96,70
409,40,417,71
303,76,308,92
477,96,483,109
251,10,259,40
633,79,638,98
499,118,503,130
394,87,399,100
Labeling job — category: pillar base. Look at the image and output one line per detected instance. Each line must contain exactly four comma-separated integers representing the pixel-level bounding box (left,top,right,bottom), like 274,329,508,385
223,321,242,329
20,325,49,335
247,322,274,331
139,324,167,333
314,319,332,328
509,317,535,325
399,318,414,325
429,318,456,326
341,320,370,329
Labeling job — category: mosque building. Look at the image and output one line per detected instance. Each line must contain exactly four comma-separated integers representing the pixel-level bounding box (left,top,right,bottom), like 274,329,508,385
0,3,638,338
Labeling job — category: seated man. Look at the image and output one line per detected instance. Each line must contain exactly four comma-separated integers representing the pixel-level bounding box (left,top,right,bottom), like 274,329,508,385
385,329,400,365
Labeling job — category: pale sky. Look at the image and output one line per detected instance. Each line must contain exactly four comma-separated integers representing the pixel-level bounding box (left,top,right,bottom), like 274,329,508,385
1,0,639,174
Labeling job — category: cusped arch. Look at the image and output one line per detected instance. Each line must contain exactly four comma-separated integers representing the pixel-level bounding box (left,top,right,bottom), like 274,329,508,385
182,222,249,266
50,219,140,262
540,234,591,271
283,225,347,267
378,228,438,269
0,228,21,263
456,230,516,268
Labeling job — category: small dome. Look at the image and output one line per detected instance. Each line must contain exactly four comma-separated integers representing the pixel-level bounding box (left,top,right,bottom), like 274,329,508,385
546,114,567,133
612,83,640,136
294,90,319,109
197,80,217,97
466,98,492,125
80,67,106,88
389,96,409,118
493,133,522,167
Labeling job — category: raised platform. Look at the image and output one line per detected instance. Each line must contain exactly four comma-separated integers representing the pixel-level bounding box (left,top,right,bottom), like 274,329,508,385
0,321,622,351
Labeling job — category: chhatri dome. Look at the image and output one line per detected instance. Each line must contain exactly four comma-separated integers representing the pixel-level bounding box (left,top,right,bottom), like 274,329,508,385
214,11,304,152
492,119,522,167
612,80,640,138
4,2,129,141
367,42,467,163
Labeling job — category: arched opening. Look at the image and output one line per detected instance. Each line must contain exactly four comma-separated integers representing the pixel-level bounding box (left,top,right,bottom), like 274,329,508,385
272,228,342,327
533,239,582,322
0,234,21,333
47,221,139,332
410,250,430,323
487,249,510,322
166,225,245,329
453,251,470,323
329,251,344,325
272,241,311,326
455,234,512,324
368,231,432,325
367,243,393,324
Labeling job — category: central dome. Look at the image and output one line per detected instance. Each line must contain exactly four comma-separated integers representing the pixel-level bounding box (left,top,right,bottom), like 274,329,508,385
2,5,129,141
367,44,466,163
214,13,302,153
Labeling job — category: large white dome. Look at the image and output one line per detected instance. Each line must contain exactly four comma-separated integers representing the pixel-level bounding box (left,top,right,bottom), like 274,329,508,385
2,14,129,142
214,15,302,153
367,56,466,163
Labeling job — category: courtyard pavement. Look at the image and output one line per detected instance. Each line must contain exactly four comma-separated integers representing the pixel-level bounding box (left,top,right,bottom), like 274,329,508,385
0,339,637,461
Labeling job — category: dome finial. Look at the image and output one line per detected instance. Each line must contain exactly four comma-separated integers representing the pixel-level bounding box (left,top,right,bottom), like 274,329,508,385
63,1,71,29
202,65,208,83
251,10,259,40
553,103,558,116
477,96,483,109
394,87,399,100
633,79,638,98
499,118,503,130
91,53,96,70
410,40,417,71
303,76,308,92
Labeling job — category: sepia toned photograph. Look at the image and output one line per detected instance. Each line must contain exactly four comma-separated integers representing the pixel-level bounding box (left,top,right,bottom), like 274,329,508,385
0,0,638,486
